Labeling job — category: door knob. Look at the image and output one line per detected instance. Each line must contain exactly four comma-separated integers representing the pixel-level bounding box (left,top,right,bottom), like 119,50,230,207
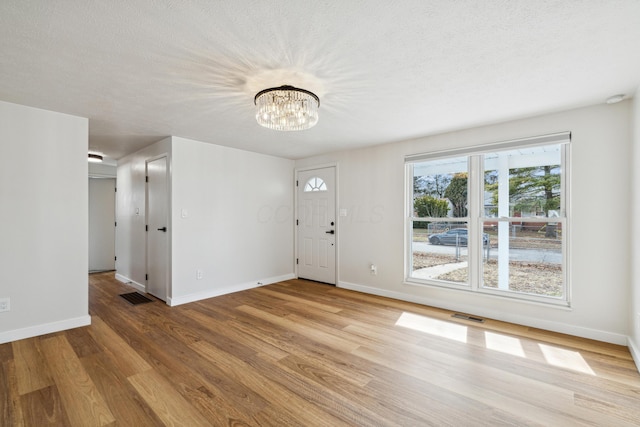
157,227,167,232
325,230,335,234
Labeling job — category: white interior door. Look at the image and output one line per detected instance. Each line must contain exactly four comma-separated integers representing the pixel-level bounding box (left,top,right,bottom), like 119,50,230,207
297,167,336,284
146,156,169,300
88,178,115,272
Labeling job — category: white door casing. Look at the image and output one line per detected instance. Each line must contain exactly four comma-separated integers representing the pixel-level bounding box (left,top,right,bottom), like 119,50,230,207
146,156,169,301
296,166,336,284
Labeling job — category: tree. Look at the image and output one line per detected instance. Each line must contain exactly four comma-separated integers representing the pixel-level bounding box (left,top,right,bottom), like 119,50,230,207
444,173,468,217
414,174,451,199
485,165,561,237
414,195,449,218
413,176,427,197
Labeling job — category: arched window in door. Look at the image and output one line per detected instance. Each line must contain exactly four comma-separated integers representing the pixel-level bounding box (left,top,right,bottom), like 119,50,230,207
304,177,327,192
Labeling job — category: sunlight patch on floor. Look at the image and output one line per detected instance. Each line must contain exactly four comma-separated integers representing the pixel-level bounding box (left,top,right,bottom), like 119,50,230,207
395,312,598,376
395,312,468,343
484,331,526,357
539,343,596,375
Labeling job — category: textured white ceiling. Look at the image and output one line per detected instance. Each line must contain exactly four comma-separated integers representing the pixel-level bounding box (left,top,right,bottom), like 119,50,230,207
1,1,639,160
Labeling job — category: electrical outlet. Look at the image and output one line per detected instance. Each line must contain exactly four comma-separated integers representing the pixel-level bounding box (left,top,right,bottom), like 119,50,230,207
0,298,10,312
370,264,377,275
196,269,203,280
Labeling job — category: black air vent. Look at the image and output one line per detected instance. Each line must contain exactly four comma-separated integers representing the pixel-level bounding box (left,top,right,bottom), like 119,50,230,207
452,313,485,323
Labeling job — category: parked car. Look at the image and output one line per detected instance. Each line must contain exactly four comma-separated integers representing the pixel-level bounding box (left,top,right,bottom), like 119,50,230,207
428,228,489,246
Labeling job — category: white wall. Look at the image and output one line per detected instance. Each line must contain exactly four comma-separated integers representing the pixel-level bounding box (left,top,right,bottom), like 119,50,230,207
297,101,632,345
0,100,89,344
630,89,640,366
170,137,294,304
116,137,171,288
89,162,117,178
116,136,295,305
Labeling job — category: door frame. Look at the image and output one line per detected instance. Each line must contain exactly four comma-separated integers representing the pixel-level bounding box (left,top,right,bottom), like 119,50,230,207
294,163,339,285
145,154,171,302
88,177,116,273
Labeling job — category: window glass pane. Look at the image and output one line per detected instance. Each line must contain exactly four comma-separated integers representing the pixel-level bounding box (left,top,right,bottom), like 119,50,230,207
406,139,567,304
484,144,562,219
411,221,469,285
304,177,327,192
413,156,468,218
481,220,563,298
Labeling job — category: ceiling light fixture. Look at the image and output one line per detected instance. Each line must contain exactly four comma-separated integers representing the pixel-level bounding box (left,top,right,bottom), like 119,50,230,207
254,85,319,131
88,153,103,163
605,94,625,104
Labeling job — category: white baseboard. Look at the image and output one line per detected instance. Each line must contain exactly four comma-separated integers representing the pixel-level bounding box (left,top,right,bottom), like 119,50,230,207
338,281,629,346
628,337,640,374
168,273,296,306
0,315,92,345
115,273,146,293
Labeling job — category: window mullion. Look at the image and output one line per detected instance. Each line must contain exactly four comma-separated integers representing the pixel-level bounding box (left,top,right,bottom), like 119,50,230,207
468,155,482,291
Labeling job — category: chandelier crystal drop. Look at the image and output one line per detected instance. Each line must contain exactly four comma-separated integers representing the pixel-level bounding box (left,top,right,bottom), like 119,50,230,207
254,85,320,131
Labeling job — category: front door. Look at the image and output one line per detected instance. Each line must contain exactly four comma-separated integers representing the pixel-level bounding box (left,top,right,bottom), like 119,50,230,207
146,156,169,301
297,167,336,284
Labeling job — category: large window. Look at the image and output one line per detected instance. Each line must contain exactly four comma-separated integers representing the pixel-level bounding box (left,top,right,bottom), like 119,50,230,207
406,133,570,305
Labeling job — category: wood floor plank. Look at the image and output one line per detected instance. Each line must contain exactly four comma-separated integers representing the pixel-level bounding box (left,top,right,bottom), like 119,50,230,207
182,307,291,361
274,353,433,426
226,316,376,387
1,359,25,427
40,335,115,427
127,369,212,427
190,339,351,427
12,339,53,395
107,311,269,424
353,344,640,427
87,315,151,377
64,325,103,359
254,286,343,313
237,304,361,353
0,342,13,361
3,272,640,426
80,351,164,427
20,385,71,426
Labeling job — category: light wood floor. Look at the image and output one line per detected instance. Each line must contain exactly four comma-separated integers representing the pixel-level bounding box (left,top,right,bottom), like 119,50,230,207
2,273,640,426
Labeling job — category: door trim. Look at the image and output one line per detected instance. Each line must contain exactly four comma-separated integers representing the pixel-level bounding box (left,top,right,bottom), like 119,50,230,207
294,163,339,285
145,154,171,302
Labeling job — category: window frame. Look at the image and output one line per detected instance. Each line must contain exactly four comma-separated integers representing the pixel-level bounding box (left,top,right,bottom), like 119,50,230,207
405,132,571,307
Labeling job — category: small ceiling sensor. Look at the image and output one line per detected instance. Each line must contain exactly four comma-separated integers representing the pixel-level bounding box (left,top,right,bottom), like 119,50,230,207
605,94,625,104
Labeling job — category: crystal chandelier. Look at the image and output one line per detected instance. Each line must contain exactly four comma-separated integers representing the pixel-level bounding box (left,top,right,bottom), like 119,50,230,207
254,85,320,131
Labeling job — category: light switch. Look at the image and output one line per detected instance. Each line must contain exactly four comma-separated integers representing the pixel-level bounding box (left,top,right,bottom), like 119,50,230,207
339,208,348,217
181,209,188,218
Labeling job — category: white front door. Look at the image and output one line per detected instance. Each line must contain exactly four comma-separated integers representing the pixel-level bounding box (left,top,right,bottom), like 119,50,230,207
297,167,336,284
146,156,169,301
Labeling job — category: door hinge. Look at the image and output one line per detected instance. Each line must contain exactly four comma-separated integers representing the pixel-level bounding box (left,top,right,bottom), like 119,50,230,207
146,176,149,183
114,187,117,192
296,180,298,187
114,256,117,261
145,225,148,232
145,274,148,281
296,219,299,226
115,221,117,227
296,258,299,265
